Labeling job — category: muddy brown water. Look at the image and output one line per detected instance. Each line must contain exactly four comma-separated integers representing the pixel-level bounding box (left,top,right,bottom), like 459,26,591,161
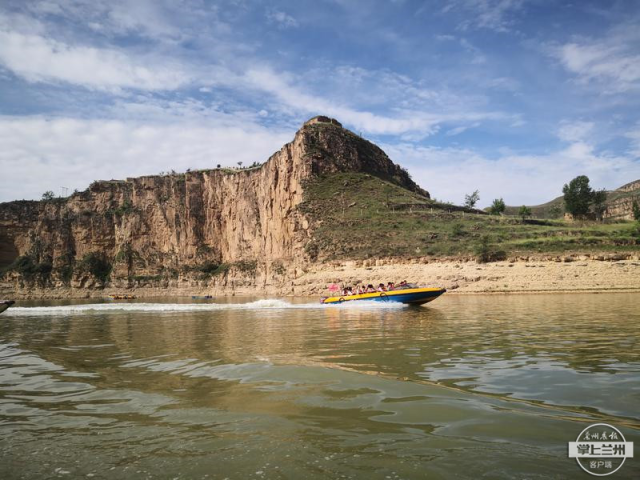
1,294,639,479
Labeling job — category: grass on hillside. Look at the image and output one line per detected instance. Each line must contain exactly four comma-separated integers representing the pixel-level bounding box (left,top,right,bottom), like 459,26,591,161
298,173,640,261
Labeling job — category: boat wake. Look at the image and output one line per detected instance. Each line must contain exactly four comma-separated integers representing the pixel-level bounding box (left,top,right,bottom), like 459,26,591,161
5,299,406,316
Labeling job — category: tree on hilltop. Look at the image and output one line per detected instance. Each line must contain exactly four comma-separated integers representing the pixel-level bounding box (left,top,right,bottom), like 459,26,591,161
633,199,640,221
592,189,608,221
464,190,480,208
519,205,532,223
42,191,55,201
562,175,593,218
489,198,505,215
549,204,563,219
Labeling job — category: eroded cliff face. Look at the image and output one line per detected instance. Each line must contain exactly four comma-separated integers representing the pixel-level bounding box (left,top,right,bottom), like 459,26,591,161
617,180,640,194
0,117,428,294
603,180,640,221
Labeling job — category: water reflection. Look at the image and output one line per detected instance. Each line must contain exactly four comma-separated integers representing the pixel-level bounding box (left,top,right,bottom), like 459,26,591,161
1,294,639,479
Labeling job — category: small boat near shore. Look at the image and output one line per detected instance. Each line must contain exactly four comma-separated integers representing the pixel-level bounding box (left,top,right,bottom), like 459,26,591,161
0,300,15,314
321,285,446,306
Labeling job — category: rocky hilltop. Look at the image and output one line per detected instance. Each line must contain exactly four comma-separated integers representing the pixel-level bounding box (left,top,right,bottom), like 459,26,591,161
605,180,640,220
0,116,428,295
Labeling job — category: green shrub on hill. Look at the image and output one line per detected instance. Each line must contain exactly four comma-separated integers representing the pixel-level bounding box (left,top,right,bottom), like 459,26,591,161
489,198,505,215
633,200,640,221
451,223,465,237
475,235,507,263
1,255,53,281
80,252,112,284
235,260,257,275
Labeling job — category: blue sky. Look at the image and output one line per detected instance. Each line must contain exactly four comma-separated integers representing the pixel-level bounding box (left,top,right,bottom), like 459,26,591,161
1,0,639,206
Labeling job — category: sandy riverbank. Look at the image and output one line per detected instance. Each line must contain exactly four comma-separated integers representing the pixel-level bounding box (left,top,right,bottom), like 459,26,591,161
294,257,640,295
2,255,640,300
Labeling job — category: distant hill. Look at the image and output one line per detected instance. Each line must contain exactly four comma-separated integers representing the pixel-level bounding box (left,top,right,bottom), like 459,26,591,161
503,179,640,220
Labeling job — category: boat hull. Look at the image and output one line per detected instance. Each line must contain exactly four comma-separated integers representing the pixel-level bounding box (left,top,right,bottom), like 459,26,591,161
322,288,446,306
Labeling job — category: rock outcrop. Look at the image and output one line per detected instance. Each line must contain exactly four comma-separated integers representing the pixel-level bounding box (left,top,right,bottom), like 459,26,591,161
603,180,640,221
0,116,428,293
617,180,640,194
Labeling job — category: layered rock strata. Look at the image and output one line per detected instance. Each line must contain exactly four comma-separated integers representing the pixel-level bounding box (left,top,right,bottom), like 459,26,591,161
0,117,427,293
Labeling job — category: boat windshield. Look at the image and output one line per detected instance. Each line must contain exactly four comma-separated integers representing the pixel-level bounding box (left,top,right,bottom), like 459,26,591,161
395,283,419,289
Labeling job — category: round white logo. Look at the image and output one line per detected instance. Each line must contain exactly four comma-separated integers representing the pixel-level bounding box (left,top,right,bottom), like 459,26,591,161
568,423,634,476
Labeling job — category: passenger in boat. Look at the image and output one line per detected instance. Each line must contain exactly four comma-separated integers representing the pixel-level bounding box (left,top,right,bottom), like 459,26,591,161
399,280,407,287
377,283,387,292
358,285,365,294
387,282,395,291
367,284,375,293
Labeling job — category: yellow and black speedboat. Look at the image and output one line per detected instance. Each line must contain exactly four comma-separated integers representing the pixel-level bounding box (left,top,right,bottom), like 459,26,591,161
321,285,445,306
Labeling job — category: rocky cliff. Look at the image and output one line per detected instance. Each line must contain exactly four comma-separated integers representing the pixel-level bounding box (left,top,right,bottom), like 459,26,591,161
603,180,640,221
0,116,428,294
616,180,640,194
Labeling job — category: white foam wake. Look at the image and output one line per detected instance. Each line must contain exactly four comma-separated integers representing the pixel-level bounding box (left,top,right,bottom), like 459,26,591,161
4,299,406,316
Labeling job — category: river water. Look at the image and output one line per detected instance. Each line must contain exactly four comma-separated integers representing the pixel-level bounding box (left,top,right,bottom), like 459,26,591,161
1,293,639,479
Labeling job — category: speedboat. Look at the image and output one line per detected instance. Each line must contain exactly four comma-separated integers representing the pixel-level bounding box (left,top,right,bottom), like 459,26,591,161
321,284,446,306
0,300,15,314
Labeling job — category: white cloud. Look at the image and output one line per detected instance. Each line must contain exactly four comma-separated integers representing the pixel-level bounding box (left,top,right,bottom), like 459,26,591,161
94,0,182,39
266,9,299,29
556,121,594,143
0,115,291,202
445,123,479,136
242,68,439,136
0,22,507,138
241,67,508,138
442,0,526,32
459,38,486,64
430,35,487,64
0,3,513,138
383,142,640,207
555,27,640,93
0,30,189,91
626,124,640,158
24,0,189,40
